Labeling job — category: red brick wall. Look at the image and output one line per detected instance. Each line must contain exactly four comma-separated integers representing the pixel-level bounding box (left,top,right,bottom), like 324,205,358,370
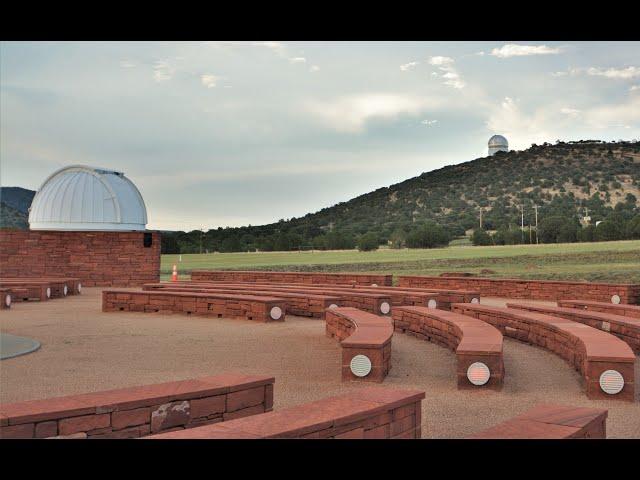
191,270,393,286
399,275,640,304
0,373,274,439
0,229,160,287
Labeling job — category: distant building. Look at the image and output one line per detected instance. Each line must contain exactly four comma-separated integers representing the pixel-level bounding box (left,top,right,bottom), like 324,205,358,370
488,135,509,156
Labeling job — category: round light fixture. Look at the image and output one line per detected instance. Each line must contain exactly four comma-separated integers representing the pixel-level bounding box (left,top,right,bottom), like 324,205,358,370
599,370,624,395
371,283,378,287
350,354,372,377
270,306,283,320
471,297,480,304
380,302,391,314
467,362,490,386
5,294,11,308
77,283,82,293
611,295,621,304
63,285,68,296
46,287,51,299
329,304,338,309
427,299,437,309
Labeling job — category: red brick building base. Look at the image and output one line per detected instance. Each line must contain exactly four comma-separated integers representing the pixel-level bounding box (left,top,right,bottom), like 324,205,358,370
0,229,160,287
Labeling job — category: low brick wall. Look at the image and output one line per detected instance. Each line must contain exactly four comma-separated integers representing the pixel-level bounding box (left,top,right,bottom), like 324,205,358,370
0,282,50,301
452,303,636,401
145,386,424,439
0,229,161,287
191,270,392,286
469,404,608,439
143,283,342,319
187,282,393,315
102,290,287,322
558,300,640,320
399,275,640,304
326,307,393,383
509,302,640,355
0,374,274,439
393,306,504,390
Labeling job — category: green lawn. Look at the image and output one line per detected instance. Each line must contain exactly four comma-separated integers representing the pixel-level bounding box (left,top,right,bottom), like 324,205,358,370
161,240,640,283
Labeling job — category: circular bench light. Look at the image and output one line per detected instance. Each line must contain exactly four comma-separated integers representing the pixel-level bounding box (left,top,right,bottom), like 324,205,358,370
270,306,283,320
380,302,391,314
46,287,51,299
427,299,437,309
350,354,372,377
471,297,480,304
371,283,378,287
5,294,11,308
63,285,68,296
611,295,621,304
329,304,338,309
599,370,624,395
77,283,82,293
467,362,491,386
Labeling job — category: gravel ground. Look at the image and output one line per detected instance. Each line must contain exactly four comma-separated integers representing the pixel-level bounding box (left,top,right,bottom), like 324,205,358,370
1,288,638,438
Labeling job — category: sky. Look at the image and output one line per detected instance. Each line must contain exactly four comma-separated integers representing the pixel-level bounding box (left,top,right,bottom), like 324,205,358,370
1,41,639,231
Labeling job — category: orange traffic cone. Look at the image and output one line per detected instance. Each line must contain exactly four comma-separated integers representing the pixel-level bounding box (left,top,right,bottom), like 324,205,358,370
172,264,178,282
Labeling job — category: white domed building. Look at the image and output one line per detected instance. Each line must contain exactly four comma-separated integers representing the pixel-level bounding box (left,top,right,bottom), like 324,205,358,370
28,165,148,231
488,135,509,156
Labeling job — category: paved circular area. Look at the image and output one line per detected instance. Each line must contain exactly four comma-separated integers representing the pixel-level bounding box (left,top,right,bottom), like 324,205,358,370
0,333,41,360
1,288,638,438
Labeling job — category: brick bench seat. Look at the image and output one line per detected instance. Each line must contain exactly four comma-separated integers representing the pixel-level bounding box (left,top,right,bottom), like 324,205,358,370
0,280,58,301
145,386,424,439
187,282,393,316
190,270,393,286
392,306,504,390
558,300,640,320
102,290,287,322
142,283,341,319
0,277,82,295
451,303,636,401
325,307,393,383
355,285,480,311
508,302,640,355
468,404,608,439
398,275,640,304
0,373,274,439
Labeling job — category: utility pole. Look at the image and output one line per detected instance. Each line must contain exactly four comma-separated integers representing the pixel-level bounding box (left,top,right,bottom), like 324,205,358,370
534,205,539,244
519,204,525,244
200,228,204,255
479,207,483,229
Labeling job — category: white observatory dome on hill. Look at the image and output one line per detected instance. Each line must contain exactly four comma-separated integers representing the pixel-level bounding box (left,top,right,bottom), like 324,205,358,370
488,135,509,156
28,165,148,231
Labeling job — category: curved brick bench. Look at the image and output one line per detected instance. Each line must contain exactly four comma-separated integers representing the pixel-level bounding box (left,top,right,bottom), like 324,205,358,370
399,275,640,304
451,303,636,401
188,282,393,316
357,285,480,311
0,277,82,295
558,300,640,319
145,386,424,439
0,281,52,301
468,404,608,439
325,307,393,383
0,374,274,439
508,302,640,355
142,283,341,319
102,290,287,322
190,270,392,286
393,306,504,390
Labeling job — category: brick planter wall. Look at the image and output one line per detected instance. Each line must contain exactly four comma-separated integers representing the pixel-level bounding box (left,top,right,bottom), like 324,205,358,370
0,229,161,287
0,374,274,439
190,270,392,286
399,275,640,304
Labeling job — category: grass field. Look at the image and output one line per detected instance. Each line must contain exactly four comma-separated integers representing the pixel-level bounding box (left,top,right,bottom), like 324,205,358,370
162,240,640,283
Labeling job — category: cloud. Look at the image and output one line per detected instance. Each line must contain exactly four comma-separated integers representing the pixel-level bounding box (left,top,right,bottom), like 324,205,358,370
560,107,581,118
421,119,438,126
485,97,555,148
583,96,640,129
553,66,640,80
120,60,136,68
490,44,561,58
309,65,320,73
200,74,219,88
400,61,419,71
289,57,306,64
306,93,434,133
152,60,174,82
631,85,640,91
429,56,464,89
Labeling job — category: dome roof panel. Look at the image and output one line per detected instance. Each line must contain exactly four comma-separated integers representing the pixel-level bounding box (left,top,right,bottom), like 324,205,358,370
28,165,147,231
488,135,508,147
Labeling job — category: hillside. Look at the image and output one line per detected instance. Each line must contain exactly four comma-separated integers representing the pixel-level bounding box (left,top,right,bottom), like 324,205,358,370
2,140,640,253
0,187,34,229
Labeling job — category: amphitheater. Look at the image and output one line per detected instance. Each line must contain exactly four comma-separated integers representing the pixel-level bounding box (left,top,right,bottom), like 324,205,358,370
1,165,639,440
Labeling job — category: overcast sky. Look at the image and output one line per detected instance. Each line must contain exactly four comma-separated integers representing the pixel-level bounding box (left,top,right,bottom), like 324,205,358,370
1,41,639,231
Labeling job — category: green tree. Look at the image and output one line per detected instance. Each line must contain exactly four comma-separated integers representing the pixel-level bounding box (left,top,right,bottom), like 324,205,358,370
471,229,492,246
357,232,379,251
405,222,450,248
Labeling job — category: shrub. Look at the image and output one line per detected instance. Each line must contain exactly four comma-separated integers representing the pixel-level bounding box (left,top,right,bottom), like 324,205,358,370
357,232,379,251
